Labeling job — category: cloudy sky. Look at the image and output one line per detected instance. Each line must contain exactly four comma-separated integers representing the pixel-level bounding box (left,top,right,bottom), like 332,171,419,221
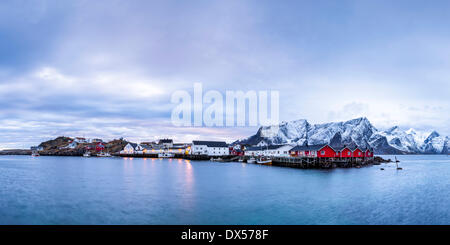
1,0,449,149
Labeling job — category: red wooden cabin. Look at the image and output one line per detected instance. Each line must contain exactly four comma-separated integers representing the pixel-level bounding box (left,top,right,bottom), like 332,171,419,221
338,147,352,158
364,148,374,158
290,144,337,158
352,147,364,158
95,142,105,152
317,145,337,158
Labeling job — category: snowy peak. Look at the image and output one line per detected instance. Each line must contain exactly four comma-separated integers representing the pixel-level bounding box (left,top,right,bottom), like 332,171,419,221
373,127,447,154
237,117,448,154
425,131,440,144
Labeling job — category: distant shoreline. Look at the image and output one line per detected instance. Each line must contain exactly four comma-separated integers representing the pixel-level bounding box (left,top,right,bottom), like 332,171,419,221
1,149,447,156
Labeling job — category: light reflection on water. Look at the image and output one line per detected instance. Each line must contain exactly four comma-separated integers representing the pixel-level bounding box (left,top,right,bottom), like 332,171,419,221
0,155,449,225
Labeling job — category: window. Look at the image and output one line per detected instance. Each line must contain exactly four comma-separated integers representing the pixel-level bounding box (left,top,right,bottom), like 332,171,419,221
321,150,325,155
348,151,351,156
358,152,361,156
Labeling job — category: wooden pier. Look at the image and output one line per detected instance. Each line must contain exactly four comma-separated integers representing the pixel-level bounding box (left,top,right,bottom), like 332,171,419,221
255,156,374,169
113,153,375,169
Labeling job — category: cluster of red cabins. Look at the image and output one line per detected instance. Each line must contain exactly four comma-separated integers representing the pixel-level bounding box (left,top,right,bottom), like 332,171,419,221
85,142,106,152
288,144,374,159
229,143,374,160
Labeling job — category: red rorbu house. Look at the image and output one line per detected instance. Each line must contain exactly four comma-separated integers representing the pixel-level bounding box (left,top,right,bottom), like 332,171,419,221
351,146,364,158
95,142,105,152
230,147,244,156
289,144,337,158
337,146,353,158
363,148,374,158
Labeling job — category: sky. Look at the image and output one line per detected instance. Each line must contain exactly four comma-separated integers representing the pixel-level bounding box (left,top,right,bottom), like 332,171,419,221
0,0,449,149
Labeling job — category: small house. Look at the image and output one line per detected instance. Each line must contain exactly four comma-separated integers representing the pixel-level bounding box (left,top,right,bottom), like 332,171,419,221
351,146,364,158
337,146,352,158
159,139,174,148
121,143,138,154
289,144,336,158
191,141,229,156
74,137,88,143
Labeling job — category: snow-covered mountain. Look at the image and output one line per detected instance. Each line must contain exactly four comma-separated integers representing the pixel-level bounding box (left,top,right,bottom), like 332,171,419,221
235,117,449,154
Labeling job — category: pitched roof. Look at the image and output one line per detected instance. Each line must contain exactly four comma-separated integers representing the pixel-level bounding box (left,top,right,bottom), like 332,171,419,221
139,144,153,150
349,146,362,151
159,139,173,143
289,144,328,152
334,146,350,151
192,141,228,147
246,145,291,151
246,146,263,151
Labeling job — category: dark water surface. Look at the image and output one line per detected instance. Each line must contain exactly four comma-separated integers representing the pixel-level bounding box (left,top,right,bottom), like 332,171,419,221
0,155,449,224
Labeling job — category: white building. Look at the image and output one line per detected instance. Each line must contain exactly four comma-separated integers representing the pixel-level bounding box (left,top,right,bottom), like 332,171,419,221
159,139,173,148
65,141,78,149
74,137,88,143
166,143,189,154
90,138,103,143
191,141,229,156
245,145,294,157
120,143,138,154
263,145,294,157
244,146,263,156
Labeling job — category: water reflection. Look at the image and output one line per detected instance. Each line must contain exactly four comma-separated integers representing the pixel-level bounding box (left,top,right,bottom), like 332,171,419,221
181,159,194,212
1,155,450,224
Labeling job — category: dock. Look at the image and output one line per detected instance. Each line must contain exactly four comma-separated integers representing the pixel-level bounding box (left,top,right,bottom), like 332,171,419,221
113,152,376,169
269,156,373,169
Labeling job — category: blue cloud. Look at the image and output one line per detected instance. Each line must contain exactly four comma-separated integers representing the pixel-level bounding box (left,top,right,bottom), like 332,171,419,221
0,0,449,148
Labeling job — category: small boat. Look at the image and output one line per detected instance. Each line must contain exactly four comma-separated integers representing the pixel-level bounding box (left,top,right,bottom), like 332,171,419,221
158,152,174,158
380,168,384,170
256,157,272,165
83,152,91,157
210,157,224,162
31,152,40,157
395,156,402,170
238,158,244,162
247,157,256,164
97,152,112,157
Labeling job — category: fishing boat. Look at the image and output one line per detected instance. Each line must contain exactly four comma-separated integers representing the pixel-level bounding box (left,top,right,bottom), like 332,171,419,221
210,157,224,162
238,158,244,162
31,152,40,157
158,152,174,158
97,152,112,157
247,157,256,164
256,157,272,165
83,151,91,157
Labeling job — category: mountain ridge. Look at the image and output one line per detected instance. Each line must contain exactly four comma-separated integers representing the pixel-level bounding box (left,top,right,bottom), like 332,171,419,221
235,117,449,154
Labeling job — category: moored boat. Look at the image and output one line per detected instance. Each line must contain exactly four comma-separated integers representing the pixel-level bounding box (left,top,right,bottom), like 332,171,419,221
97,152,112,157
83,152,91,157
158,152,174,158
256,157,272,165
247,157,256,164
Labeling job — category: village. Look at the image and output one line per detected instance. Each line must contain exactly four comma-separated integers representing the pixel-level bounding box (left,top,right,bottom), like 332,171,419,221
27,136,383,169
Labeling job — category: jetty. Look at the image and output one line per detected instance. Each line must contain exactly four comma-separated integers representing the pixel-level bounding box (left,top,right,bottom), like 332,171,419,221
113,152,387,169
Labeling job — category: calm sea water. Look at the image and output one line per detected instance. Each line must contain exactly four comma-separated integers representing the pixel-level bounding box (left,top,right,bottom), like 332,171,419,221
0,155,449,225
